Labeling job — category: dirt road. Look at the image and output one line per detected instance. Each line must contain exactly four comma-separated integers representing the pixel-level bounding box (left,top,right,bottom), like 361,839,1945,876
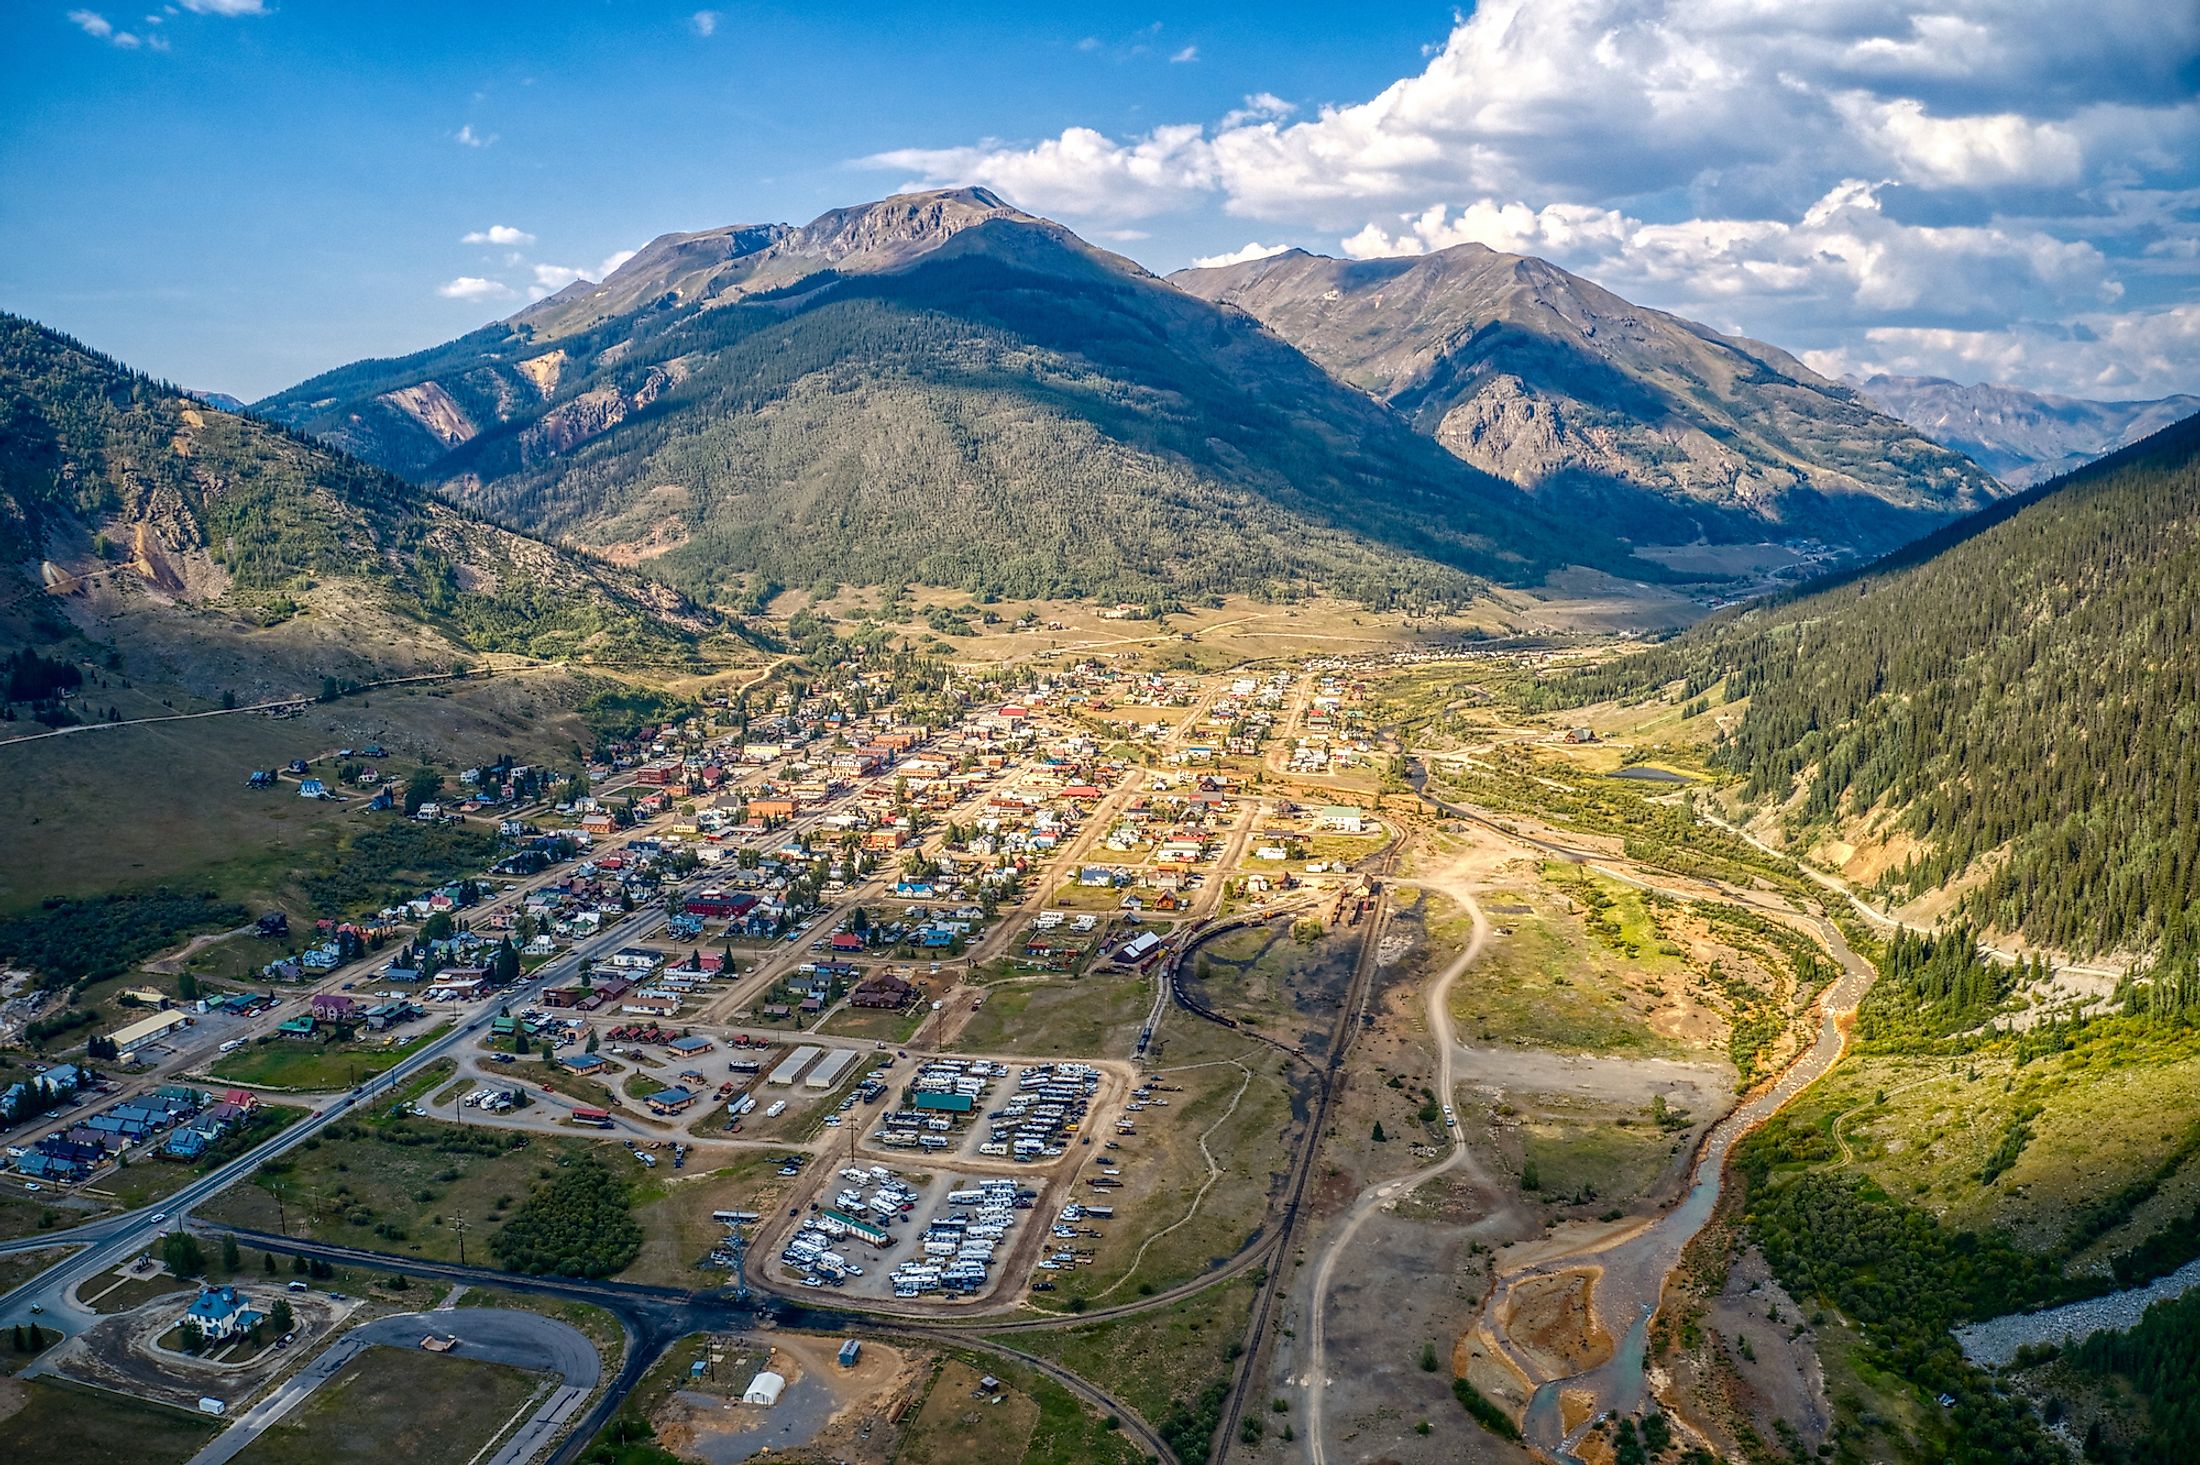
1302,883,1489,1465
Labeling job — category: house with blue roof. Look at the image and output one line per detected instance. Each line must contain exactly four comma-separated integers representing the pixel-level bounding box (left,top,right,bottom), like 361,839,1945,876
163,1129,209,1160
183,1286,266,1342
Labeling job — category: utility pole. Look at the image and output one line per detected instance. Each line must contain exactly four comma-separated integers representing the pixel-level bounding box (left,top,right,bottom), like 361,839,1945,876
452,1210,468,1267
271,1182,288,1236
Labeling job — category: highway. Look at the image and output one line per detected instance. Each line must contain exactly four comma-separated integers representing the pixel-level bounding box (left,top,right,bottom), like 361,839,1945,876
0,907,665,1328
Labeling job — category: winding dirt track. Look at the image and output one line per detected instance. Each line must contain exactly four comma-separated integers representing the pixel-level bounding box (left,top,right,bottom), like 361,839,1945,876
1303,887,1490,1464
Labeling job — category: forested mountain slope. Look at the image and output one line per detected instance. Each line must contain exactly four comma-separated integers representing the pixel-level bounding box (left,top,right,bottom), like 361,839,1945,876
1549,410,2200,956
0,314,718,673
1172,245,2003,554
256,190,1636,609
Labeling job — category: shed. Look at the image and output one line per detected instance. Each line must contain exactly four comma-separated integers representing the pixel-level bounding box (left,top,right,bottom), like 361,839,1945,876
743,1371,786,1407
838,1339,861,1368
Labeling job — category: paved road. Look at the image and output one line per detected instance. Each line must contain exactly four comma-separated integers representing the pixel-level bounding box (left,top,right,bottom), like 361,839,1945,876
183,1306,601,1465
201,1226,1181,1465
0,908,666,1334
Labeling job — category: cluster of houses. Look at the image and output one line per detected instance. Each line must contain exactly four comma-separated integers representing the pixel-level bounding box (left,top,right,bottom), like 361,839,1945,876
5,1078,259,1181
1288,673,1376,774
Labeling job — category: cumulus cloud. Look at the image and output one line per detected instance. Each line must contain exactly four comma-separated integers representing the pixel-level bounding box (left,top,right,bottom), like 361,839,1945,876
437,277,513,301
462,224,536,247
1807,303,2200,401
179,0,267,13
691,9,719,37
1345,181,2119,333
454,124,493,148
526,249,641,299
856,0,2200,395
1189,241,1293,269
1220,93,1294,129
1170,45,1198,64
867,124,1216,219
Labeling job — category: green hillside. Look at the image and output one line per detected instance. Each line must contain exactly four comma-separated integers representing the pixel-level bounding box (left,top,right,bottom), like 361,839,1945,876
0,313,720,665
1548,410,2200,956
259,192,1637,610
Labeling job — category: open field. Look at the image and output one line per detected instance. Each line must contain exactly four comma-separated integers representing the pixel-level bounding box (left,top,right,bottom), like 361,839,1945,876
1051,1021,1301,1303
816,1001,929,1043
200,1113,595,1263
952,969,1152,1061
897,1357,1041,1465
0,1245,78,1301
210,1027,450,1091
0,1376,221,1465
1185,920,1361,1057
619,1152,796,1288
1446,872,1694,1058
0,1186,106,1245
229,1343,546,1465
1011,1276,1256,1457
0,672,597,916
900,1351,1146,1465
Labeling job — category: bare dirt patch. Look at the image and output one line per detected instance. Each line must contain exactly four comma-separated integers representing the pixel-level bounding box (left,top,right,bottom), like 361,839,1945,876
1504,1269,1614,1378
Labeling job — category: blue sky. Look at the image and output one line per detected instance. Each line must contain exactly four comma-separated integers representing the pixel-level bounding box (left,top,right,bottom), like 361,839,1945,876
5,1,2197,402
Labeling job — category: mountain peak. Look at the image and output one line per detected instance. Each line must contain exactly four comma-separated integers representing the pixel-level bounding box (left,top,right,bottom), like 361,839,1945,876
1173,242,2002,551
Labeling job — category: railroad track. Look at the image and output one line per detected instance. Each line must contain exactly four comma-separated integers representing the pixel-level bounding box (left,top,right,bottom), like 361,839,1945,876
1210,835,1403,1462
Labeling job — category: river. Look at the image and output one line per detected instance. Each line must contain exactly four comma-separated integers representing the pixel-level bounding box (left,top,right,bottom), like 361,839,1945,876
1509,911,1878,1459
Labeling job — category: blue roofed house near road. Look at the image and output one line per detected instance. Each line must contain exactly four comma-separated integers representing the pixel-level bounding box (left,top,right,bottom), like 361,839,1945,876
184,1286,266,1342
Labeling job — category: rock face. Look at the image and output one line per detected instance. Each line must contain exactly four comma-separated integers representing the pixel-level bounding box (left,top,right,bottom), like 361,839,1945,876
1853,373,2200,487
1172,245,2005,554
0,311,719,669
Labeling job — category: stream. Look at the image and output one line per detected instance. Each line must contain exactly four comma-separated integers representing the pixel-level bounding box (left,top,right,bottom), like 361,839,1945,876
1511,913,1879,1460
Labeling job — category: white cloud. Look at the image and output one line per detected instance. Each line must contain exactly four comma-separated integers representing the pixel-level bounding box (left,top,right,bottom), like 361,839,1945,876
855,1,2200,395
860,2,2198,225
68,9,143,46
530,264,590,294
1808,303,2200,401
454,124,494,149
437,276,513,301
525,249,640,300
1189,241,1292,269
690,9,718,37
1170,45,1198,64
1220,93,1294,129
1342,199,1632,261
1341,181,2118,336
462,224,536,247
867,124,1216,220
178,0,265,13
1835,94,2084,188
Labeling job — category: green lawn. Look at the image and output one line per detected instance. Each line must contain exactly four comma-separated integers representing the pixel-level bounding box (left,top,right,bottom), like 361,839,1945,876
230,1344,546,1465
209,1026,451,1091
0,1378,220,1465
